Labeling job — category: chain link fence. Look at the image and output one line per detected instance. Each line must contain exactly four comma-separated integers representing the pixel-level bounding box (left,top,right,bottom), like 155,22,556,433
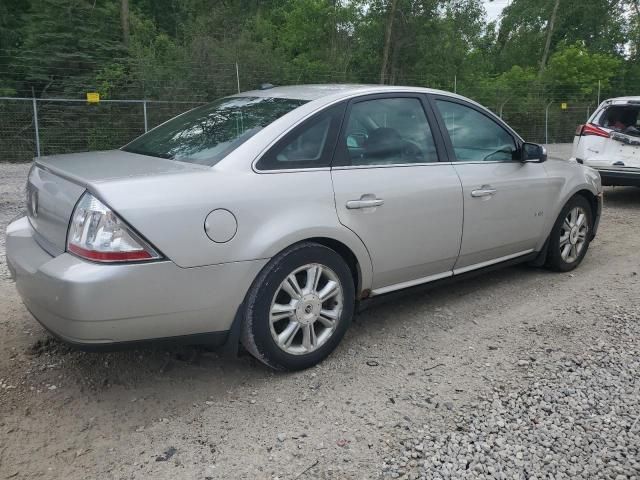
0,97,202,162
0,94,598,163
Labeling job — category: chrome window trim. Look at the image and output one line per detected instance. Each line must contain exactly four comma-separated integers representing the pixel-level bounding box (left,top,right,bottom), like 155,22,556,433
251,90,526,174
250,166,331,174
448,160,524,165
332,160,525,170
332,162,444,170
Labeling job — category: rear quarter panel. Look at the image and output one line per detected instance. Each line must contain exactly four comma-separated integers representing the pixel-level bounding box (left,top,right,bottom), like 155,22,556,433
92,168,374,291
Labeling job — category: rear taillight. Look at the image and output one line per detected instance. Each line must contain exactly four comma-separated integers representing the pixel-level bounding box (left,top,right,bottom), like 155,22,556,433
67,193,161,263
579,123,610,138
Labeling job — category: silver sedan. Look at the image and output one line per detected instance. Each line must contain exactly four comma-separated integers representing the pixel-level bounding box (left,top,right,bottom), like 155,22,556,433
6,85,603,370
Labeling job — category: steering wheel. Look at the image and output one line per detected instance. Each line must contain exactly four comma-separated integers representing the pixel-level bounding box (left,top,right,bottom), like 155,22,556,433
483,147,514,162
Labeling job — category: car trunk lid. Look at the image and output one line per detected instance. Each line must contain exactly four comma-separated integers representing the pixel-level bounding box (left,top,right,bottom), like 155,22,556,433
26,165,85,256
28,150,208,256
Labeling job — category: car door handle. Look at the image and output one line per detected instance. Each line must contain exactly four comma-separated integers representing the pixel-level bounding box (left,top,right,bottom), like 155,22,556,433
471,186,497,198
346,197,384,209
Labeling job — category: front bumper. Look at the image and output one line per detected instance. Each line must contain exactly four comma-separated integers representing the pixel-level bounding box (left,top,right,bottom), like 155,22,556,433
592,192,603,240
6,216,267,347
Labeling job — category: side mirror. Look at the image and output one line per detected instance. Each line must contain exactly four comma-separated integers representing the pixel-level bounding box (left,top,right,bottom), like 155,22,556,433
522,143,547,163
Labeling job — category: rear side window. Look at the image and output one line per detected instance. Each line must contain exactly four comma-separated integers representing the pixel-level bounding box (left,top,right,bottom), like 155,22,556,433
335,97,438,167
122,96,307,166
435,100,516,162
256,103,345,170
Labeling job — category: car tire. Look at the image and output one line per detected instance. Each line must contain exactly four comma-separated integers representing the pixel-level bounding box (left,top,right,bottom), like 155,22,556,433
545,195,593,272
241,242,355,371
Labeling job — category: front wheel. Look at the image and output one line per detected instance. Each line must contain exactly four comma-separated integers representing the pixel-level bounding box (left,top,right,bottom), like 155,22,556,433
545,195,593,272
241,242,355,371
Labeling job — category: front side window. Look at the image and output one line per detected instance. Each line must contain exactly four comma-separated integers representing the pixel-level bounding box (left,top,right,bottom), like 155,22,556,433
435,100,517,162
122,96,307,166
336,97,438,166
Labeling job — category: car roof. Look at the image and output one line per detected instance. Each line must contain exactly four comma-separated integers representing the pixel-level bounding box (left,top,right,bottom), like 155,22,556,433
233,83,458,102
601,97,640,106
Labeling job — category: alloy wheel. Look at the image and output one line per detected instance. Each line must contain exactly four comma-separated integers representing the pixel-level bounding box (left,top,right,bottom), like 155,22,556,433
269,263,343,355
559,206,589,263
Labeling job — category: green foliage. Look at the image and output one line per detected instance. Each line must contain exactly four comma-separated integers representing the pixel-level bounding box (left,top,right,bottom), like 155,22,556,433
496,0,627,71
543,42,622,99
1,0,640,160
14,0,126,97
2,0,637,101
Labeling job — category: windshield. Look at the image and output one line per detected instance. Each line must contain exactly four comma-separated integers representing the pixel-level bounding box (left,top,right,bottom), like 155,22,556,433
122,96,308,165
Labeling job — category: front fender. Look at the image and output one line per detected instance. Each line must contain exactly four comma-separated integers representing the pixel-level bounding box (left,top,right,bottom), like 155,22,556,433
538,160,602,249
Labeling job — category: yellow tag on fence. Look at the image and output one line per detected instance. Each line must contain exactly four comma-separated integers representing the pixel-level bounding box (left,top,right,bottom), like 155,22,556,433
561,102,568,110
86,92,100,103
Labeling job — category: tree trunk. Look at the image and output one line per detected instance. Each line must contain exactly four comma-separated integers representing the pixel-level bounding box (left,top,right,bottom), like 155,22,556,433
539,0,560,77
633,0,640,59
380,0,399,85
121,0,130,47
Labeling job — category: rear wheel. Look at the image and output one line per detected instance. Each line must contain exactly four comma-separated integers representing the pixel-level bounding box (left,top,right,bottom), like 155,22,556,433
241,242,355,371
545,195,593,272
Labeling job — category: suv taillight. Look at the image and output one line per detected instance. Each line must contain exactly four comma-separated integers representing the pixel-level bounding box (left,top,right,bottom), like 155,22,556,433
67,192,161,263
579,123,610,138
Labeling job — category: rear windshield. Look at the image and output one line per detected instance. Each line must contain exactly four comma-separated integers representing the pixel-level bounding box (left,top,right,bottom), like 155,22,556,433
597,105,640,135
122,96,307,165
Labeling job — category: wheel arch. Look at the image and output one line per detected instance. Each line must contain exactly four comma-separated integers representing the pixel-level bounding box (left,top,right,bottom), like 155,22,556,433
262,235,371,298
574,189,599,223
303,237,365,298
223,233,371,356
538,186,600,255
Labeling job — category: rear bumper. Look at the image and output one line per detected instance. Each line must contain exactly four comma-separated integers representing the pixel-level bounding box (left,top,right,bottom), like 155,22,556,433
579,159,640,186
596,168,640,187
6,216,266,347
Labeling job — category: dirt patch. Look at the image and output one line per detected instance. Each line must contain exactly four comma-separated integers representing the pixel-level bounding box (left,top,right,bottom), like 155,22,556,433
0,157,639,479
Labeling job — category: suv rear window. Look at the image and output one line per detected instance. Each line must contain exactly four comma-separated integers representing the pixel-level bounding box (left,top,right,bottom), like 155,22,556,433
122,96,307,165
598,105,640,135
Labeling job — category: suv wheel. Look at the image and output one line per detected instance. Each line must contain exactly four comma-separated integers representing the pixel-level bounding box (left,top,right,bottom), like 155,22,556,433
241,242,355,371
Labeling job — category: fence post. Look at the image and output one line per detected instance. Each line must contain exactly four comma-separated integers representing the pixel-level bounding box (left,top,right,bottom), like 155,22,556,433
545,101,554,145
236,62,241,94
143,100,148,132
499,98,510,119
31,94,41,157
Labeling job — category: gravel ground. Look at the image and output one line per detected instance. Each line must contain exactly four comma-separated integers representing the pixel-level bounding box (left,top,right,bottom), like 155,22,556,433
1,148,639,479
0,163,29,280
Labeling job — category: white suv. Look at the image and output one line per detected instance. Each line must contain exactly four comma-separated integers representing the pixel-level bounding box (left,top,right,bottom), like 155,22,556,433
572,97,640,186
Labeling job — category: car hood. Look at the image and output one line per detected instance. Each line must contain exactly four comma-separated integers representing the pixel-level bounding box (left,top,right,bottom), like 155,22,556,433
35,150,208,184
